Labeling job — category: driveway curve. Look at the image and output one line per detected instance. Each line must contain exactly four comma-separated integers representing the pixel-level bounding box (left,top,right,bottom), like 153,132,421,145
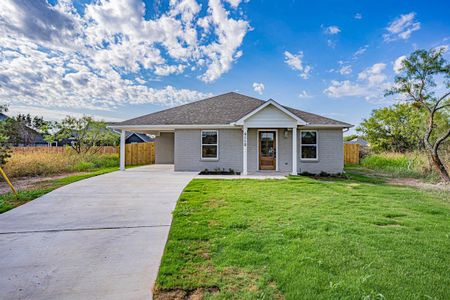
0,165,196,300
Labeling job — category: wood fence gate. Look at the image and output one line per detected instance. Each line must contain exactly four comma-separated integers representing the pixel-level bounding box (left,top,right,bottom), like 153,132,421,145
344,144,360,164
119,142,155,166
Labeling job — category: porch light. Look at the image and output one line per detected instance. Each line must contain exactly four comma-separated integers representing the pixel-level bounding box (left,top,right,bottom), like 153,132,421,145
284,129,289,138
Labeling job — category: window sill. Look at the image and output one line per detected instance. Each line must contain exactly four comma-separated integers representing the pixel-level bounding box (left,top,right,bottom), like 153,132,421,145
201,158,219,161
300,158,319,162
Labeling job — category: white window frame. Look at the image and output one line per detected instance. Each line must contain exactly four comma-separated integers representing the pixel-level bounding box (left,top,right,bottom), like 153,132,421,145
300,130,319,161
201,130,219,160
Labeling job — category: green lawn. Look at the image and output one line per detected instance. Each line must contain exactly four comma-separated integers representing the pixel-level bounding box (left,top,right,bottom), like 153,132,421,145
155,171,450,299
0,167,118,213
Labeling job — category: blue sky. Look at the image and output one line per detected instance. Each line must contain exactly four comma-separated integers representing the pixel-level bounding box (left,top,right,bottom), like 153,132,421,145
0,0,449,134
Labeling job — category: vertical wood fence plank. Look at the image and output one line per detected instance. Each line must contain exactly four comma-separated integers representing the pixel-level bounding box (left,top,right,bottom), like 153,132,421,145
344,144,360,164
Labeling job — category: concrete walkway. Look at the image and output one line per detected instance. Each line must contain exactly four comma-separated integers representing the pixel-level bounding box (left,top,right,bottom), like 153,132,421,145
0,165,196,300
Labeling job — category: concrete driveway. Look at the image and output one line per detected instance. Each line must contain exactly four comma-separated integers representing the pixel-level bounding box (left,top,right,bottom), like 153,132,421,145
0,165,196,300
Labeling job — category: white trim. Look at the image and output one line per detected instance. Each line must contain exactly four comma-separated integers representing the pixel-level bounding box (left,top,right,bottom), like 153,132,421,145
256,129,278,171
299,130,319,161
234,99,307,126
301,124,352,128
292,127,297,175
109,124,236,131
200,130,219,160
242,126,248,175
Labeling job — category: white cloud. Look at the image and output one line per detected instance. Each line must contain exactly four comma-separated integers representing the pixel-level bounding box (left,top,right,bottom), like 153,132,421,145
284,51,312,79
384,12,421,42
252,82,264,95
339,65,352,75
225,0,243,8
324,26,341,35
298,90,312,99
358,63,386,85
354,13,362,20
0,0,249,111
324,62,391,100
393,55,407,74
353,45,368,59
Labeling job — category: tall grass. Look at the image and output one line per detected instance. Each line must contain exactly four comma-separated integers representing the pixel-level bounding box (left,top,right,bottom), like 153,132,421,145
3,151,119,178
360,151,448,181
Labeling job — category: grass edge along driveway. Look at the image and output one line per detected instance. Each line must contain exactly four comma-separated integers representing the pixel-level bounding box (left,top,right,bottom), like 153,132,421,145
0,167,118,213
155,172,450,299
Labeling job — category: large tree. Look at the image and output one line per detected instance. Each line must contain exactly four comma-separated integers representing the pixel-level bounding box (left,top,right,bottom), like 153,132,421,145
357,103,426,152
47,116,119,154
387,48,450,182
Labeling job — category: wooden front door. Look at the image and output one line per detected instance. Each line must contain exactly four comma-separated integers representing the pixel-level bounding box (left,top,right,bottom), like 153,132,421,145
259,131,276,170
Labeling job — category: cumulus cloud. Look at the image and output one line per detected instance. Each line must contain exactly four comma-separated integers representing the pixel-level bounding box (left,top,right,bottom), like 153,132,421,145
324,62,391,100
393,55,407,74
284,51,312,79
339,65,352,75
252,82,264,95
383,12,421,42
354,13,362,20
0,0,249,110
324,26,341,35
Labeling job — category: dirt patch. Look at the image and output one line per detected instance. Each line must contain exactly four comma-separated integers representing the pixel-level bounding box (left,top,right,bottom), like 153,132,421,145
0,172,84,194
154,287,219,300
388,177,450,192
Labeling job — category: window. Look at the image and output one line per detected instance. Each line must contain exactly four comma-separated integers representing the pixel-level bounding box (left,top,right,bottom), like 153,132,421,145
300,131,318,160
201,130,218,159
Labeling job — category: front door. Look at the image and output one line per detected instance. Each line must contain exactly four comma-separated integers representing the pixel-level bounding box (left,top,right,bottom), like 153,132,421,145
259,131,276,170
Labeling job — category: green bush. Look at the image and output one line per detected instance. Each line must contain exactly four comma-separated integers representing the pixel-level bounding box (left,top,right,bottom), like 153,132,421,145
361,152,442,180
72,161,95,172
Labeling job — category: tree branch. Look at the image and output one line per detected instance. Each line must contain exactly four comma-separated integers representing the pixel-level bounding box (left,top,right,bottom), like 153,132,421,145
433,127,450,153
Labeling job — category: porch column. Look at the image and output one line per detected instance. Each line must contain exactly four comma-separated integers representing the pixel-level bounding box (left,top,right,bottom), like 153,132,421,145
120,130,126,171
292,127,297,175
242,126,248,175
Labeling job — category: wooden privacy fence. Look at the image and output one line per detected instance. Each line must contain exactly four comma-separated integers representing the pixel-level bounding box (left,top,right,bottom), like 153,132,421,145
344,144,360,164
118,142,155,166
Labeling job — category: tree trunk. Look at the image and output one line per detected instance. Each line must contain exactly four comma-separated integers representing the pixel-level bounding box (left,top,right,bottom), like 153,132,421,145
430,151,450,182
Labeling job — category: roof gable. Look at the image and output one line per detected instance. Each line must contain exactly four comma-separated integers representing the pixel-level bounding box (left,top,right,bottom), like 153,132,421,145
234,99,306,126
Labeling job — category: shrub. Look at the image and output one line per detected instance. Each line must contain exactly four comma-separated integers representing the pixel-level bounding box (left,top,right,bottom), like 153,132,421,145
360,152,446,181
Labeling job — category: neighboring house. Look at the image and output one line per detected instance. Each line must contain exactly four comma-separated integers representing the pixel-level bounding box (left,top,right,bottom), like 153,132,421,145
111,92,352,175
345,137,369,147
0,113,47,147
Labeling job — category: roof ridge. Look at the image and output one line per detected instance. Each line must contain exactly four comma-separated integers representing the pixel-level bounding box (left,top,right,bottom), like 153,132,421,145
118,92,264,125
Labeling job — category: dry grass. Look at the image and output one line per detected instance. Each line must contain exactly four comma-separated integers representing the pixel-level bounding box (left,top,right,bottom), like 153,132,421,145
361,151,449,181
3,151,119,178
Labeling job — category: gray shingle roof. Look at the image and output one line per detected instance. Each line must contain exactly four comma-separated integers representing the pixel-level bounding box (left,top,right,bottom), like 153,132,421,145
118,92,351,127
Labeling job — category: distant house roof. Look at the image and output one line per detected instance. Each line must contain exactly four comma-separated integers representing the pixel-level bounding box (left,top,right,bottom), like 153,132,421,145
117,92,352,127
346,137,369,147
125,132,152,142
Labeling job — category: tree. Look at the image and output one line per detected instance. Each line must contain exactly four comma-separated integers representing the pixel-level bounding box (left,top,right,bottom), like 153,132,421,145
357,103,426,152
0,105,11,165
386,48,450,182
47,116,119,154
344,134,358,142
6,114,51,146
